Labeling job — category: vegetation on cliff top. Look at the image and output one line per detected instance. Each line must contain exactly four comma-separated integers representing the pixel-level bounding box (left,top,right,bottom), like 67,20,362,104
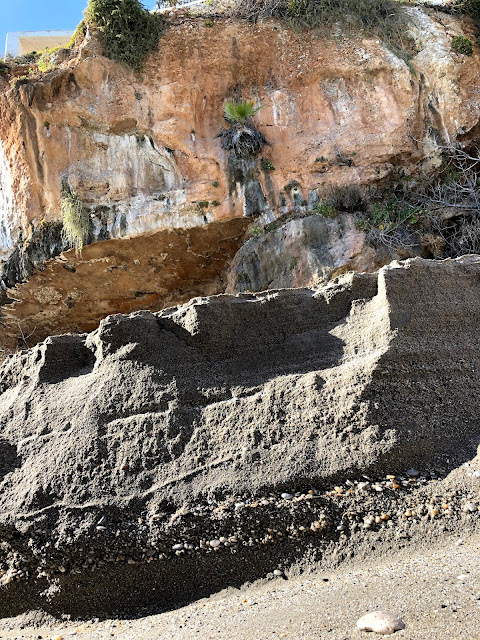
84,0,165,72
223,0,409,43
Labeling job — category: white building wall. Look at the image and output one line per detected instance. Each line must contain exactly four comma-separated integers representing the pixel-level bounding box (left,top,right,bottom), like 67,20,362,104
5,30,74,58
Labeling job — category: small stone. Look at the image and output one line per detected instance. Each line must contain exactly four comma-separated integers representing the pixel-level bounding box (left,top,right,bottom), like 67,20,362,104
281,493,293,499
357,482,369,492
209,539,221,548
273,569,283,576
406,468,420,477
356,611,405,635
463,501,477,512
172,543,184,551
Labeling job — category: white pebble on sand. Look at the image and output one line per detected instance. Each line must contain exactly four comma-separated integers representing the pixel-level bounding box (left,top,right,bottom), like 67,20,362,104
209,540,221,548
356,610,405,635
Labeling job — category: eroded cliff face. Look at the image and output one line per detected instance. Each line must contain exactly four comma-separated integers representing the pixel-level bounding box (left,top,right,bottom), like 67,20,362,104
1,8,480,344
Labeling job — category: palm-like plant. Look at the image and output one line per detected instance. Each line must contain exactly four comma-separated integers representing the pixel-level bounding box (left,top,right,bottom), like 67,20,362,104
223,100,262,125
218,99,266,157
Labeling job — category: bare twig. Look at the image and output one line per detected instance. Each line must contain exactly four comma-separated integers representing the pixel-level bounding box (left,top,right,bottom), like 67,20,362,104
16,321,36,350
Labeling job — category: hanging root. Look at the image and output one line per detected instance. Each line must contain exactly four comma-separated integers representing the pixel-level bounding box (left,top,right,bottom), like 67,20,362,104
217,122,267,157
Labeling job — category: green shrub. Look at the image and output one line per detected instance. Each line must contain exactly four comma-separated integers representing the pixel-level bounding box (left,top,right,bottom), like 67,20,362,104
452,35,473,55
67,20,88,49
37,47,62,73
61,186,90,254
261,158,276,172
323,185,364,212
313,202,338,218
84,0,165,72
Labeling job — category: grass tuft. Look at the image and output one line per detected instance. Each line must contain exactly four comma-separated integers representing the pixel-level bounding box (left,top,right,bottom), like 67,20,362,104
61,186,90,255
224,0,410,45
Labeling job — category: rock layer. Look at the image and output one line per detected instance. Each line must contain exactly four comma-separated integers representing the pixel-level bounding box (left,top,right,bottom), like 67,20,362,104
0,257,479,614
226,214,378,292
0,217,249,351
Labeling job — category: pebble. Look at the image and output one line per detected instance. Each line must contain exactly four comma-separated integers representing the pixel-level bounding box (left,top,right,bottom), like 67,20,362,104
357,482,369,491
281,493,293,499
273,569,283,576
406,468,420,477
356,610,405,634
172,544,184,551
462,501,477,512
209,539,221,548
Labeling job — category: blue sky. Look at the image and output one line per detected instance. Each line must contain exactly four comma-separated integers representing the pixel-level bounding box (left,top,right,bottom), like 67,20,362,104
1,0,157,58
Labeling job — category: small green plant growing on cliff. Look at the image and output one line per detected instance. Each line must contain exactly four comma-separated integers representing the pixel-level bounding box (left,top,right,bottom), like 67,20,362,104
261,158,276,172
452,35,473,55
84,0,165,72
61,185,90,255
314,202,337,218
224,100,263,125
9,75,30,89
36,47,62,73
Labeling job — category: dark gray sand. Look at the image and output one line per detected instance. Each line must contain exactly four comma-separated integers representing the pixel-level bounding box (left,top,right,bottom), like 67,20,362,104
1,533,478,640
